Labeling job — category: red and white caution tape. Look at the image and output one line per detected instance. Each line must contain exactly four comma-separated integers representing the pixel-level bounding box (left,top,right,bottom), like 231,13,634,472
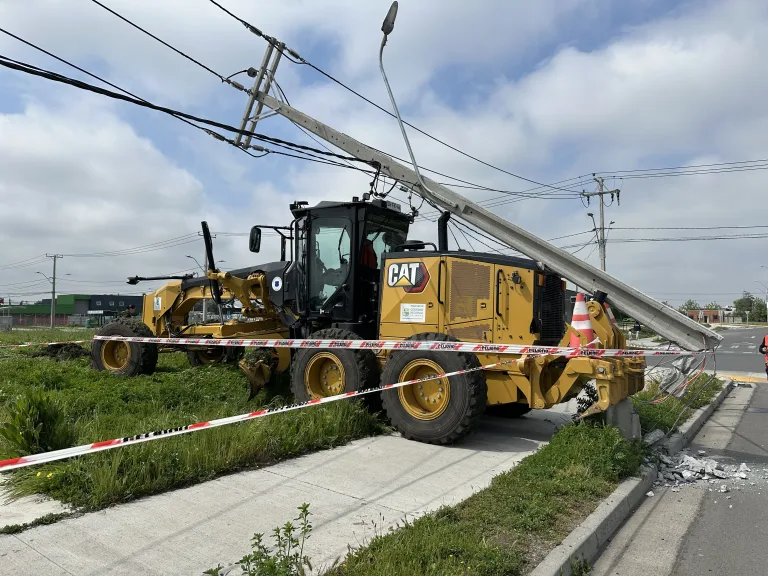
0,340,91,349
0,354,521,472
88,335,700,358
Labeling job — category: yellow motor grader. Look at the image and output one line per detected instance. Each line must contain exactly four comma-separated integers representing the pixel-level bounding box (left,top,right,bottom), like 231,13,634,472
91,198,645,444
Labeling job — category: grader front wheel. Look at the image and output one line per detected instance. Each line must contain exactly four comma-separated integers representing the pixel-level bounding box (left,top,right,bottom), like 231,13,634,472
381,333,487,445
290,328,379,405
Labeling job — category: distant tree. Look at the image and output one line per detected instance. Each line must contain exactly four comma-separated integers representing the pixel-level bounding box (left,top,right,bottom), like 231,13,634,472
704,302,721,310
678,299,700,313
733,292,755,317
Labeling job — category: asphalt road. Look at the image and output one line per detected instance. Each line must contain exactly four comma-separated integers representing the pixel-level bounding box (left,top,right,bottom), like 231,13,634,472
594,340,768,576
671,383,768,576
713,326,767,375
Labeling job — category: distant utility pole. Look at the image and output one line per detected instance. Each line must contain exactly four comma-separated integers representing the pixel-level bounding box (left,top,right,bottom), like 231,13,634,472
46,254,63,328
581,175,620,271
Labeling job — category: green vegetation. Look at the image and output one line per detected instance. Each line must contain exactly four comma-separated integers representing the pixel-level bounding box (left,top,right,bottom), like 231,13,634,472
0,328,95,347
632,374,724,434
206,504,314,576
0,331,385,511
0,511,75,535
326,424,644,576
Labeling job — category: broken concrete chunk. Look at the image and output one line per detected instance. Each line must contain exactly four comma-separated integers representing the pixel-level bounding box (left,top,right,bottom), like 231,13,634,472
713,470,728,479
660,454,675,466
697,450,707,456
646,491,655,498
736,472,748,480
682,470,695,481
643,429,666,446
720,485,730,493
739,463,751,473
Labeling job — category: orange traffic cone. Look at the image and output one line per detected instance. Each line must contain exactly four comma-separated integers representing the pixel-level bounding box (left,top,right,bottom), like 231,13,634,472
603,301,618,327
569,292,596,348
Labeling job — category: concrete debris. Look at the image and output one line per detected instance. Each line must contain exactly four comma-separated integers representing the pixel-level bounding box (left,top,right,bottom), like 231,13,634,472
682,470,695,481
643,429,666,446
646,491,655,498
659,454,675,466
739,463,751,473
697,450,707,456
720,485,729,493
736,472,748,480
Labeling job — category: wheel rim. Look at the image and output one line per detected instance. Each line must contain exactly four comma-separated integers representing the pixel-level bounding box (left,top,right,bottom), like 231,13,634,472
397,359,450,421
196,348,225,364
101,340,131,371
304,353,346,398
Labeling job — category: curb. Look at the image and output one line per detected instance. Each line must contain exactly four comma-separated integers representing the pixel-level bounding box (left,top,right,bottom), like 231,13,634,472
528,378,734,576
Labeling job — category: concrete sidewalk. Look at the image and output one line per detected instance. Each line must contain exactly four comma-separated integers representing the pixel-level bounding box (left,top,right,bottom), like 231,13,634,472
0,411,569,575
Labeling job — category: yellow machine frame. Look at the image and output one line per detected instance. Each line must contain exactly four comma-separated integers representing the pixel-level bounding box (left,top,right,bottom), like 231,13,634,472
378,254,645,413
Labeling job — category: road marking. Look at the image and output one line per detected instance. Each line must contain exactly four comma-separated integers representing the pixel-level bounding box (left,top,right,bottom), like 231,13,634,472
752,336,756,339
731,345,739,349
716,373,766,384
749,345,757,350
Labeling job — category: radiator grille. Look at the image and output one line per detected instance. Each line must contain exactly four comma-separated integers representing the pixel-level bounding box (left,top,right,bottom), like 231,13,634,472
449,261,492,321
540,274,564,344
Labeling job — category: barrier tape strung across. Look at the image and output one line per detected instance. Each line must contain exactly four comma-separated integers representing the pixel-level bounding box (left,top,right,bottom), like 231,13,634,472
89,335,700,358
0,340,92,349
0,354,520,472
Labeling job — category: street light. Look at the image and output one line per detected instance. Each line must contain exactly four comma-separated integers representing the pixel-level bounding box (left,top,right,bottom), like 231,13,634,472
378,1,433,205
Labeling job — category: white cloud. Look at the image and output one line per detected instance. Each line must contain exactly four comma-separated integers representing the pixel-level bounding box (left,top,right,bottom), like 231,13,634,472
2,0,768,310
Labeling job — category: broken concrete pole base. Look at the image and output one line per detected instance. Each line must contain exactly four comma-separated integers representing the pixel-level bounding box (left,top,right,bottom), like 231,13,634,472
606,398,641,440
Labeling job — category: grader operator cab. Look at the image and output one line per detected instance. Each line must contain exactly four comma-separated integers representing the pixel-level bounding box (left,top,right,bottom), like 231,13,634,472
91,196,645,444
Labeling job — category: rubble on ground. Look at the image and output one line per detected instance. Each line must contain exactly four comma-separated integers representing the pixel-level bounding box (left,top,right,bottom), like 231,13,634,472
651,447,767,493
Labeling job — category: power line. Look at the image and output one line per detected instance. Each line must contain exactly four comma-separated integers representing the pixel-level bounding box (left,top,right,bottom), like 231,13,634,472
205,0,588,195
597,158,768,176
88,0,245,91
0,54,380,172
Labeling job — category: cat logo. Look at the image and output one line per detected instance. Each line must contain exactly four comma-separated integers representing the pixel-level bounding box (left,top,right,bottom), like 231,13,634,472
386,261,430,293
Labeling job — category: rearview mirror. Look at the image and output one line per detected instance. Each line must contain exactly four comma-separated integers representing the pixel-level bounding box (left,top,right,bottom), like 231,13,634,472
249,226,262,253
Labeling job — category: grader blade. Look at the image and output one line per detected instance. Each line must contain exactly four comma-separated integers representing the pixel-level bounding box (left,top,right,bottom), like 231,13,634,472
239,359,271,401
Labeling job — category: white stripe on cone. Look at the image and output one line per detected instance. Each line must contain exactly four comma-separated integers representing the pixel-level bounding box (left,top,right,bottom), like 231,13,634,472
569,292,596,348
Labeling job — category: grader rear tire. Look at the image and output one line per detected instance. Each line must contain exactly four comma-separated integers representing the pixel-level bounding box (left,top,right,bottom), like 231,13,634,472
381,333,487,445
290,328,380,406
91,318,158,376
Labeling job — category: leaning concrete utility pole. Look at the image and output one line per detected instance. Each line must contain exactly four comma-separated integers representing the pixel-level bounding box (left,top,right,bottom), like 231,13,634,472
232,6,721,352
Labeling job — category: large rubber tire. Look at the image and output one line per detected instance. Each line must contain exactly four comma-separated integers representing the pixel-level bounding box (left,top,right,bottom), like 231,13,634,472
290,328,380,405
381,333,487,445
91,318,158,376
485,403,532,418
187,347,226,366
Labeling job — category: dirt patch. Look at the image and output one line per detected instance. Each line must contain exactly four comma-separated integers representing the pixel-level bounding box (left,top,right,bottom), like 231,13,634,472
30,343,89,361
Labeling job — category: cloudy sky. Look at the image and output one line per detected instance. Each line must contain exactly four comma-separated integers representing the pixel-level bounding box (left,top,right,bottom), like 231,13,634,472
1,0,767,308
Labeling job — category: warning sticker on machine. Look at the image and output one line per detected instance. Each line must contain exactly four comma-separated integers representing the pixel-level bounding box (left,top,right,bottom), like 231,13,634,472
153,297,162,311
400,303,426,323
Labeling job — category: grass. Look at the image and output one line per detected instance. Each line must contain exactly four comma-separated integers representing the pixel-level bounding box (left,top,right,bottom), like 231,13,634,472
0,327,95,347
632,374,724,434
326,424,644,576
0,511,75,535
0,330,385,511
